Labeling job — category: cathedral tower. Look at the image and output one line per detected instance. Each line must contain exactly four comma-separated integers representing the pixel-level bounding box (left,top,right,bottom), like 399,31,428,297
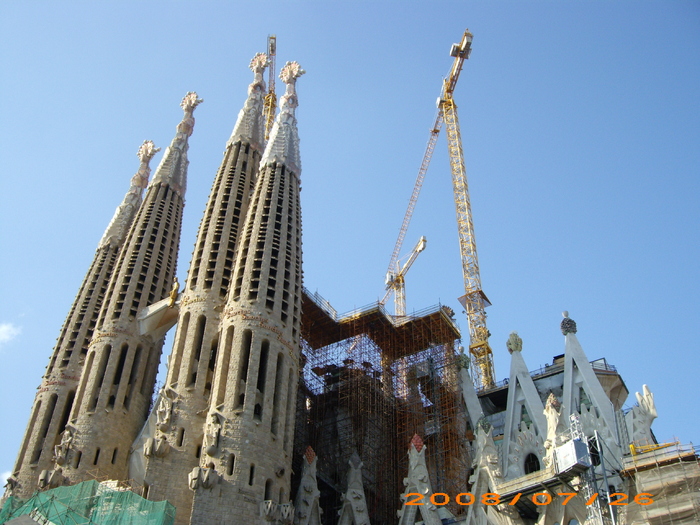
63,93,202,484
188,61,304,523
9,141,160,499
137,55,268,522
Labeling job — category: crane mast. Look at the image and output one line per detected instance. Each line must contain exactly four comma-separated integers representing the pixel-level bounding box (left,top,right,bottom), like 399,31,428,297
442,30,495,390
263,35,277,140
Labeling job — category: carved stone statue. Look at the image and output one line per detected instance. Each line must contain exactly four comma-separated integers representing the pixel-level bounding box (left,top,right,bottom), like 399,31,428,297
156,393,172,431
625,384,658,446
168,278,180,308
204,413,221,456
543,393,565,467
53,428,73,466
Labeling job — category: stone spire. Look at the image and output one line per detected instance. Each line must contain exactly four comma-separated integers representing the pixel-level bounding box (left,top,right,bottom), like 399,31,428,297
260,61,305,175
64,94,198,485
99,141,160,248
7,142,161,500
135,59,268,523
228,52,268,151
189,62,305,524
150,92,202,197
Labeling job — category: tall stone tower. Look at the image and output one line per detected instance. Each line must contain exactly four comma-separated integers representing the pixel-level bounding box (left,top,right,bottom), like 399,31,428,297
9,140,160,500
137,55,269,523
63,93,202,484
188,61,305,524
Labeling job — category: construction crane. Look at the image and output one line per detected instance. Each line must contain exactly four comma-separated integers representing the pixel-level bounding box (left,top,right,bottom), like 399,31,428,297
381,236,427,317
263,35,277,140
383,29,494,389
442,30,495,390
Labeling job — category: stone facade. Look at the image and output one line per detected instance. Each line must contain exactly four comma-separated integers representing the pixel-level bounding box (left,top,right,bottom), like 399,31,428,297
63,93,200,485
9,141,159,500
136,56,268,525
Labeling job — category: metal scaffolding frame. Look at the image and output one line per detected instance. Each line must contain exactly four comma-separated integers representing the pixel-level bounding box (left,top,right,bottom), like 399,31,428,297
295,289,470,524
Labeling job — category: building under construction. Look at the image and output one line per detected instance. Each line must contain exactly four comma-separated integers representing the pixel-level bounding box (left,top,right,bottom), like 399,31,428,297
3,30,699,525
295,291,469,524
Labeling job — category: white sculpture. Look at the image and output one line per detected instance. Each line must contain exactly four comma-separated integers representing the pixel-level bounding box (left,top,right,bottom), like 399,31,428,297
204,413,221,456
625,384,657,446
53,428,73,466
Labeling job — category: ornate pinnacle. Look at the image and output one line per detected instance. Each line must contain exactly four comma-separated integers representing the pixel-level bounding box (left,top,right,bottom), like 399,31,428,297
260,61,304,174
280,61,305,85
98,140,159,249
278,61,305,111
130,140,160,191
228,54,269,150
250,52,269,81
506,332,522,354
137,140,160,164
176,91,203,139
561,311,577,335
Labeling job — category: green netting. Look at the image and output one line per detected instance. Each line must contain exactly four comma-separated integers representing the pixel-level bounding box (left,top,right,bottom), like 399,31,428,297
0,480,175,525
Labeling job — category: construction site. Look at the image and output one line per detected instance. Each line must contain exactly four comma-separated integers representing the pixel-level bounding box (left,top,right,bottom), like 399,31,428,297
294,291,469,524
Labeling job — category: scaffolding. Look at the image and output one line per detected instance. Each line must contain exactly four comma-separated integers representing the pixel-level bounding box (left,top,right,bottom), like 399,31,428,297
619,442,700,525
0,480,175,525
296,288,470,524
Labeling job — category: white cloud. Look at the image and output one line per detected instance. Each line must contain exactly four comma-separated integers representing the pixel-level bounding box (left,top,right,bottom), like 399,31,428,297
0,323,21,347
1,470,12,483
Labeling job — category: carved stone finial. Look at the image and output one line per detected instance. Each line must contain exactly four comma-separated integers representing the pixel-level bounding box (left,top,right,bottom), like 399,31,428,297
410,434,424,453
250,52,269,76
260,61,304,174
137,140,160,165
280,61,305,85
304,446,316,464
561,312,577,335
506,332,522,353
180,91,203,113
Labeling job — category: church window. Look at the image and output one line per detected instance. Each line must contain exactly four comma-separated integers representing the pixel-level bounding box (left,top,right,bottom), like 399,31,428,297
264,479,273,501
524,453,540,474
249,464,255,486
93,448,100,465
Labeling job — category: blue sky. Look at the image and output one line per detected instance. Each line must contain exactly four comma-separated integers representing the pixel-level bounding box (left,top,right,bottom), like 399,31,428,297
1,1,698,480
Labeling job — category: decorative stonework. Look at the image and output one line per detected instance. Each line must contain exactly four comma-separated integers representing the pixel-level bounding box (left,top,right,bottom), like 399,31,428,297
53,428,73,466
151,91,203,196
506,331,522,353
561,311,577,335
98,140,159,249
625,384,657,445
397,435,441,525
293,446,322,525
337,453,371,525
261,61,305,176
229,53,269,151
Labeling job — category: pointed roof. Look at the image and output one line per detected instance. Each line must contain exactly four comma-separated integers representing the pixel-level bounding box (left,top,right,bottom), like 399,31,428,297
150,91,203,197
98,140,160,249
260,61,304,176
228,53,268,152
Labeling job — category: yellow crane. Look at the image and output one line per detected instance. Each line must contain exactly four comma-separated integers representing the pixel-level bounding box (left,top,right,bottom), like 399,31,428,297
442,30,495,390
384,29,494,389
263,35,277,140
381,236,427,317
